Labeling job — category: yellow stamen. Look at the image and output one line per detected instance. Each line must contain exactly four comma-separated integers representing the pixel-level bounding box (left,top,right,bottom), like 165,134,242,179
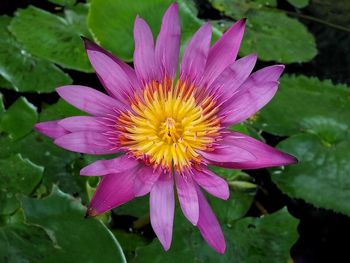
117,80,221,172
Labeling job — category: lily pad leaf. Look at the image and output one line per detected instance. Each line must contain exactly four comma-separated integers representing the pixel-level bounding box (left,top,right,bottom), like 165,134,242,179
22,186,126,262
0,212,55,262
88,0,207,62
253,75,350,136
273,132,350,216
0,154,43,215
0,15,72,93
287,0,309,8
134,208,298,262
209,0,317,63
0,97,38,140
9,5,92,72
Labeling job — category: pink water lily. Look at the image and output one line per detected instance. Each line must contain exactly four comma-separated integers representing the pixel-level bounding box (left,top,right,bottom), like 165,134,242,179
34,3,297,253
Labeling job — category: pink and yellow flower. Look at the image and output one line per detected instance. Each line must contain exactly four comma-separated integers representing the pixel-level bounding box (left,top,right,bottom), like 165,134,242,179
35,3,296,253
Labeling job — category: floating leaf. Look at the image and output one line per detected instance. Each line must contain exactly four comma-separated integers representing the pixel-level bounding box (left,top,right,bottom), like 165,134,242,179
287,0,309,8
252,75,350,136
22,186,126,262
209,0,317,63
88,0,209,61
0,16,72,93
0,97,38,140
0,154,43,215
0,211,55,262
9,5,92,72
273,131,350,216
134,208,298,262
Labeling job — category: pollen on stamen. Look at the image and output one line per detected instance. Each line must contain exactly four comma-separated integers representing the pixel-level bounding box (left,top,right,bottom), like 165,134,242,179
116,79,222,172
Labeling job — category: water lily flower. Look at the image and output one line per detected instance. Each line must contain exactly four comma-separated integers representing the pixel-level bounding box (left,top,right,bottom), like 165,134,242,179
34,2,297,253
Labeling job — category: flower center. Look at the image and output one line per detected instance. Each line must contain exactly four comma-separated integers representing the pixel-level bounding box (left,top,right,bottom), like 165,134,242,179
117,80,221,172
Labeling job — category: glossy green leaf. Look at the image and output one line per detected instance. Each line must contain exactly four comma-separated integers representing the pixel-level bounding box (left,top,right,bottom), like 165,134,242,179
134,208,298,262
0,93,4,116
88,0,208,61
0,16,72,93
115,196,149,218
39,99,86,121
9,5,92,72
210,0,317,63
0,154,43,215
22,186,126,262
112,229,150,262
0,75,13,89
287,0,309,8
253,75,350,136
273,132,350,216
0,97,38,140
0,212,54,262
48,0,76,6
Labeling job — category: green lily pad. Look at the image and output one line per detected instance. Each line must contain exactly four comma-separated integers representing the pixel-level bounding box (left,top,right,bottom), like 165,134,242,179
0,16,72,93
274,132,350,216
22,186,126,262
0,93,4,116
0,75,13,89
209,0,317,63
0,211,55,262
88,0,207,61
134,208,298,262
0,97,38,140
287,0,309,8
0,154,43,215
253,75,350,136
9,5,92,72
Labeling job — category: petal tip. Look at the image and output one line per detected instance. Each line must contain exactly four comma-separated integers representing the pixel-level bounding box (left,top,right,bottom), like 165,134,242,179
85,207,98,218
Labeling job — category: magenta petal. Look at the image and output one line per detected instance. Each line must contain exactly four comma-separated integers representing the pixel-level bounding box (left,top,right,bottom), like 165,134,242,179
34,121,68,139
134,166,161,197
150,172,174,251
87,171,136,216
201,19,246,87
83,38,139,103
210,54,257,102
222,81,280,125
58,116,111,133
155,3,180,79
80,155,139,176
209,132,297,169
180,23,212,85
199,144,256,163
196,186,226,254
133,16,159,85
175,171,199,225
54,131,118,155
56,85,124,116
193,167,229,200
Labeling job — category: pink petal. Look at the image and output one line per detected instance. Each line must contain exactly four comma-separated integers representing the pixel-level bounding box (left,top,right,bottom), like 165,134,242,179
54,131,118,155
196,186,226,254
208,132,297,169
133,16,159,85
180,23,211,85
219,65,284,125
34,121,68,139
86,170,137,216
221,81,280,125
83,38,140,103
199,144,256,163
56,85,124,116
58,116,111,133
192,167,229,200
134,166,161,197
80,155,139,176
155,3,180,80
200,19,246,87
209,54,257,102
150,172,174,251
174,171,199,225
